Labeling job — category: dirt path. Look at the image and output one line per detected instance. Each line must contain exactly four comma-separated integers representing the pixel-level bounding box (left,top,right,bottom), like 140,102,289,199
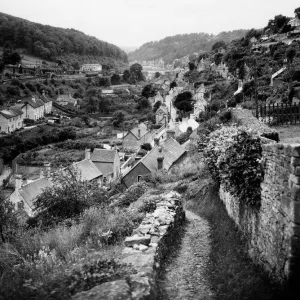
158,209,215,300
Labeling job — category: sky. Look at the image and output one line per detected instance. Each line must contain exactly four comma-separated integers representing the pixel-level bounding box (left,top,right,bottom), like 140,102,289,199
1,0,299,49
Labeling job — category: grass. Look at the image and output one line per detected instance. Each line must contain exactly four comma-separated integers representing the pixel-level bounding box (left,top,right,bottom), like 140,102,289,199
184,174,295,300
0,183,160,300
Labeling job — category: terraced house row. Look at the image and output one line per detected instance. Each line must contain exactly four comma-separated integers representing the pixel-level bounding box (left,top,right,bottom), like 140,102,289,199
0,92,52,133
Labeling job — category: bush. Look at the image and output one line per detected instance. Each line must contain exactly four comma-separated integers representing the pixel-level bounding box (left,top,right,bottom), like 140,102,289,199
219,110,231,122
205,125,263,207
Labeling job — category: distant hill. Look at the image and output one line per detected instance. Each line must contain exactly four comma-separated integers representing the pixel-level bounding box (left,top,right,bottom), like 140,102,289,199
128,30,248,64
0,12,128,67
121,46,138,54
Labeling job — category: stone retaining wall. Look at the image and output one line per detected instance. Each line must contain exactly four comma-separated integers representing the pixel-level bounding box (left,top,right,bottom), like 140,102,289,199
219,143,300,282
73,191,185,300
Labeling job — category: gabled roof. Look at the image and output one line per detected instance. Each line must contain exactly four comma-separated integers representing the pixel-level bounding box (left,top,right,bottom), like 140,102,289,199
20,178,53,209
123,137,185,177
155,105,168,115
40,94,52,103
22,97,45,108
0,106,23,119
72,159,103,181
91,149,117,163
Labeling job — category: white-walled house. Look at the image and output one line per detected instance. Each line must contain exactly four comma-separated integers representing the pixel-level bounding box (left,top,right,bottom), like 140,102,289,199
0,106,24,133
40,91,53,114
20,96,45,120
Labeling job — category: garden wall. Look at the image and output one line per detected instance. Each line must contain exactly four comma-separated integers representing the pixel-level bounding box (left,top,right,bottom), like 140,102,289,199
72,191,185,300
219,143,300,282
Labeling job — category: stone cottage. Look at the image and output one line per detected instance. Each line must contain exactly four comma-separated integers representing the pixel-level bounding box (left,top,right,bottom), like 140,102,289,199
121,130,186,188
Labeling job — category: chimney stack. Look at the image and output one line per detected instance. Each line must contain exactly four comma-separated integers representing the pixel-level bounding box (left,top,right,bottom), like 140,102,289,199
157,147,164,170
15,174,22,191
138,129,141,138
32,96,36,102
166,129,175,139
154,137,159,146
44,162,51,178
42,90,45,97
85,148,91,160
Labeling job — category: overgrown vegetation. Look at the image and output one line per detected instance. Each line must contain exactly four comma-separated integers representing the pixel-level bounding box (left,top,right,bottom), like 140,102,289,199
0,175,159,299
205,125,263,207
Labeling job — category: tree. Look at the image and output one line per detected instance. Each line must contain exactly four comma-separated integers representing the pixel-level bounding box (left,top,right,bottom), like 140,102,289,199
111,73,121,85
174,91,194,113
2,42,21,65
0,192,19,243
188,62,195,71
155,72,161,78
286,47,296,64
129,63,144,82
123,69,130,82
136,97,151,110
214,53,223,66
153,101,162,113
212,40,226,52
295,7,300,18
112,110,125,127
142,84,156,98
170,81,177,90
34,168,107,227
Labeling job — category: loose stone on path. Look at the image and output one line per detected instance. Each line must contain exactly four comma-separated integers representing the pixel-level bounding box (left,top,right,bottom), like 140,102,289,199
158,210,215,300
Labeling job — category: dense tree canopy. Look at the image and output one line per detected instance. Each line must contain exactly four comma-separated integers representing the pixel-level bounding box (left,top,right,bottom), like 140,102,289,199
0,12,128,65
142,84,156,98
174,91,194,112
212,40,226,52
128,31,247,64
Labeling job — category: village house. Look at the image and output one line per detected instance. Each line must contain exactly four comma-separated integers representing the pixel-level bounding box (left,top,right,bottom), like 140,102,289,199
91,148,121,182
80,64,102,72
121,130,186,188
9,151,103,216
122,122,153,150
40,91,53,114
56,92,78,107
155,104,169,125
197,58,211,72
18,96,45,120
0,106,24,133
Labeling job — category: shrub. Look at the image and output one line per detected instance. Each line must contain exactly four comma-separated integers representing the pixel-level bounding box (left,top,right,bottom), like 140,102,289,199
219,110,231,122
205,125,263,207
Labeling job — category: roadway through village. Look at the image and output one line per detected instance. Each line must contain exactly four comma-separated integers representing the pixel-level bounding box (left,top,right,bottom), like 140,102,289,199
158,209,215,300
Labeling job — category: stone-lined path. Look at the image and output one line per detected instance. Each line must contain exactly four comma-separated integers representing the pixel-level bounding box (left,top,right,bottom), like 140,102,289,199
158,210,215,300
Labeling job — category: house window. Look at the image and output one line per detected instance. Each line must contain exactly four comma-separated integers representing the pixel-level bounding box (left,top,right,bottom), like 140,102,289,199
137,175,142,182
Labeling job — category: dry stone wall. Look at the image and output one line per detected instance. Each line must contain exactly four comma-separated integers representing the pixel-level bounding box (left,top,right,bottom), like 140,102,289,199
72,191,185,300
219,143,300,282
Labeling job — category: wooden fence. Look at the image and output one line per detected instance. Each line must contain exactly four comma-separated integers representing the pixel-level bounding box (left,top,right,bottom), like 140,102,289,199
253,103,300,125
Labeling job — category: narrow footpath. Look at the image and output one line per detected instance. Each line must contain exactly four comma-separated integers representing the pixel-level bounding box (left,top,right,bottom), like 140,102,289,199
158,209,215,300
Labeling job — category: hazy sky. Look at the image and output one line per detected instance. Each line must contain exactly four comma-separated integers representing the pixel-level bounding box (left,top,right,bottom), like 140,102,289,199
1,0,299,48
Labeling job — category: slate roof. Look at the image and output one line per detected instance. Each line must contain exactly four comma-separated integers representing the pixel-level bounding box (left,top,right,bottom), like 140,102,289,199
130,126,149,139
20,178,53,209
123,137,186,177
72,159,103,181
40,94,52,103
156,105,168,115
0,106,23,119
91,149,117,163
22,97,45,108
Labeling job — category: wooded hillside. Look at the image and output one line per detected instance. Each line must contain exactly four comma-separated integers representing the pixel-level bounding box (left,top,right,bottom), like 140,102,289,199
128,30,248,64
0,12,128,66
